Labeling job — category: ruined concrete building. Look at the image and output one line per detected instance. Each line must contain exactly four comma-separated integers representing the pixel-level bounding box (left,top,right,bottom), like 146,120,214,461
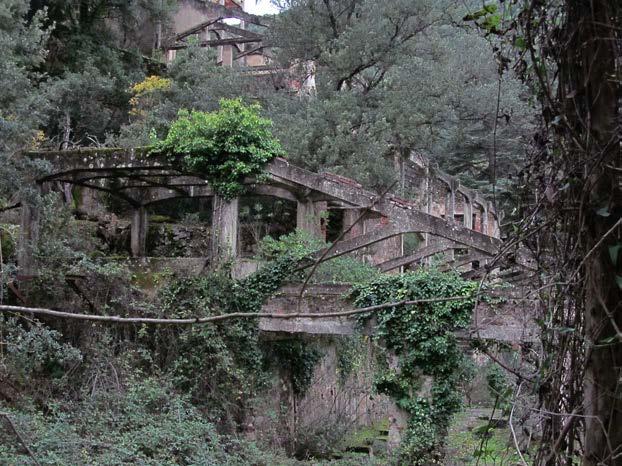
2,3,536,452
8,147,535,453
160,1,273,68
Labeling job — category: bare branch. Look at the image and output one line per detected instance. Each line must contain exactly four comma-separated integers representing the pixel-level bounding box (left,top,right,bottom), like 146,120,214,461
0,412,41,466
0,296,471,326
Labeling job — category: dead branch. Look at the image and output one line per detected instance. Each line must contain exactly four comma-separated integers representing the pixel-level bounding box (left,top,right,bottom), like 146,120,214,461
0,296,470,326
0,202,21,213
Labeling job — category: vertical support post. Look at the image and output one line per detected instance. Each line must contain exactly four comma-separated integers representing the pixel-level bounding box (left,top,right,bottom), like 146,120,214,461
342,208,364,240
464,196,473,229
449,182,456,220
423,164,432,249
297,199,327,240
18,199,41,277
445,184,457,262
482,204,489,236
222,45,233,67
211,195,239,260
130,206,148,258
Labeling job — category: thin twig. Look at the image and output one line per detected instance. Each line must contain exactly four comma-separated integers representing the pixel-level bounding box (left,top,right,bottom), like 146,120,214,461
509,382,529,466
295,180,398,312
0,202,21,213
0,412,41,466
567,217,622,284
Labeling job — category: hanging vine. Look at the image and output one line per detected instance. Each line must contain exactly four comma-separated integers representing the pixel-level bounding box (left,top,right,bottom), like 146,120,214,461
351,269,477,464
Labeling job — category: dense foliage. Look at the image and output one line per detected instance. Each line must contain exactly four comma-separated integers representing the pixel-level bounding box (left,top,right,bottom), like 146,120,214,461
1,377,281,465
265,0,534,199
351,270,477,463
0,0,554,463
152,99,284,199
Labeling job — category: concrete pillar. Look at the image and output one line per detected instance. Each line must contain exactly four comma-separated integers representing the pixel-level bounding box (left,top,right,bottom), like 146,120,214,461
211,195,239,259
18,200,41,277
130,206,148,257
222,45,233,67
445,183,456,222
297,200,327,240
342,208,364,240
423,165,432,248
483,205,489,236
464,197,473,229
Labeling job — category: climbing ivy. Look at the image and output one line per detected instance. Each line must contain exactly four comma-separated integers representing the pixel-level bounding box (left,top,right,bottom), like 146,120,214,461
351,269,477,464
264,340,323,396
147,249,324,428
151,98,284,199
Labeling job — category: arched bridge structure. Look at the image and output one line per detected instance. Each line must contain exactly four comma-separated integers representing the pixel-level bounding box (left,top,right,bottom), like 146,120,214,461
18,148,536,340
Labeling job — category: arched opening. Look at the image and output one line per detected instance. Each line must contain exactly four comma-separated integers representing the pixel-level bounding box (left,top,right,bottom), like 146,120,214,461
238,195,297,257
145,197,213,257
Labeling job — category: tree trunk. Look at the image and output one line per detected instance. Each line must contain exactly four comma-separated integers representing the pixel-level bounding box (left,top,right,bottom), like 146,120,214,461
61,110,71,150
565,1,622,464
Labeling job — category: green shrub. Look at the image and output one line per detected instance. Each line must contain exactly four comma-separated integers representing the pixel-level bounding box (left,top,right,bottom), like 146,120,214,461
1,318,82,382
257,229,381,284
0,377,284,465
151,99,284,199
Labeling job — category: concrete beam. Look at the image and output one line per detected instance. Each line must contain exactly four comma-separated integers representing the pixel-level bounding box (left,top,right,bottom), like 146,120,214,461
377,240,453,272
267,158,504,256
142,185,214,206
259,283,538,342
439,252,490,272
247,185,296,203
259,318,356,335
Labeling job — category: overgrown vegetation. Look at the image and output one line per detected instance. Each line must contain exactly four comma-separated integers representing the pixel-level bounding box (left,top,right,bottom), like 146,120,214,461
1,223,344,462
5,0,616,463
151,99,284,199
257,229,382,284
351,270,477,463
0,376,284,465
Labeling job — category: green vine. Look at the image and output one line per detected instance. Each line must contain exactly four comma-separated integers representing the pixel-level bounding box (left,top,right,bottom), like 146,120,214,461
351,269,477,464
265,340,323,396
151,98,284,199
146,248,325,428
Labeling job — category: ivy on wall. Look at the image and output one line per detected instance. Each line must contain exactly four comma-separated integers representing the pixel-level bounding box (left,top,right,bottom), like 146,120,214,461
351,270,477,464
148,248,323,428
151,98,284,199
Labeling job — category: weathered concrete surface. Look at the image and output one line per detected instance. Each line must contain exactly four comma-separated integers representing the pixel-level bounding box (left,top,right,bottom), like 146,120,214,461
260,284,538,343
260,284,358,335
26,150,511,264
130,207,148,257
211,195,239,259
296,199,327,240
